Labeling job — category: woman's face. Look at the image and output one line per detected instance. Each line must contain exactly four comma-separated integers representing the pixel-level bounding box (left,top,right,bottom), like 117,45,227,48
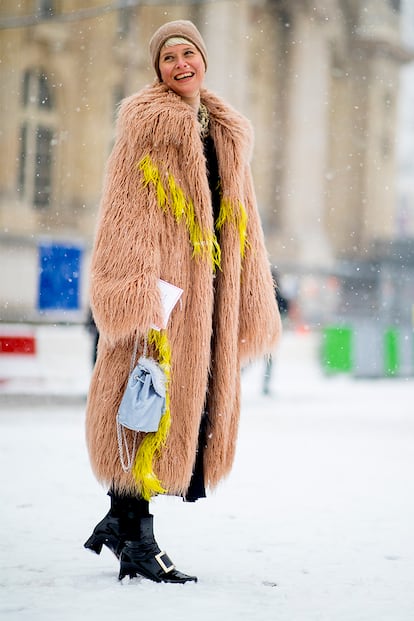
159,43,205,104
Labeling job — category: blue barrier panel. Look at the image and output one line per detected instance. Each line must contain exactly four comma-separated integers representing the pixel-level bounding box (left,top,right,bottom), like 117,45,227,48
38,242,82,311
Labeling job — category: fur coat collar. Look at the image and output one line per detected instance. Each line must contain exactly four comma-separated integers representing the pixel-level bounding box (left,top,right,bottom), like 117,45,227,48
120,81,253,156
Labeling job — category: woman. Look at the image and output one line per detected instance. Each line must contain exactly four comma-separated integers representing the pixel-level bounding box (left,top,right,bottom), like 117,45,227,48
84,19,281,584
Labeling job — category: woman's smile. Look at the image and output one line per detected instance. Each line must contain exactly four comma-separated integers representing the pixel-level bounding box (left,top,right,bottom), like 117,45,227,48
175,71,194,80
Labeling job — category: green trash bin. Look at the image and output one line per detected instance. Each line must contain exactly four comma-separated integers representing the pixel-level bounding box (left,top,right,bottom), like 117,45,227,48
321,326,353,374
384,328,399,377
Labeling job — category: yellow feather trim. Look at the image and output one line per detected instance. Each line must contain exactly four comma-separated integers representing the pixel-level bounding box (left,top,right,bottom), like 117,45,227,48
167,175,222,270
138,157,248,267
138,156,224,270
216,198,248,258
132,329,171,500
138,155,167,211
167,174,187,222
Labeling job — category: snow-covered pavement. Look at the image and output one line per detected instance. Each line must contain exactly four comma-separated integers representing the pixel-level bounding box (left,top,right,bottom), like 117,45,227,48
1,328,413,620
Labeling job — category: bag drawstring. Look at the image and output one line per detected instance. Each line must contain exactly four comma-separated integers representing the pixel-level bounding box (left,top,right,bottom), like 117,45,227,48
129,333,148,374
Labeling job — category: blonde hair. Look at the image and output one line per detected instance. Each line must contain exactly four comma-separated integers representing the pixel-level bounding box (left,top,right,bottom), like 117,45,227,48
163,36,193,48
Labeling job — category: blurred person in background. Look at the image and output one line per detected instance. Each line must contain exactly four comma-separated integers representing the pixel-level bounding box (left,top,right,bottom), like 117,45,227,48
84,20,281,584
263,271,291,395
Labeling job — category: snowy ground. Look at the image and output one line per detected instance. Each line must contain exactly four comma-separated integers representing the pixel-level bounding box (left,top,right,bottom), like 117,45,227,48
1,327,413,621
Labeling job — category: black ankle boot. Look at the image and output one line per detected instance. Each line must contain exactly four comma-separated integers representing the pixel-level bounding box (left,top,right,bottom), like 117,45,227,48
84,492,149,559
119,515,198,584
84,510,123,558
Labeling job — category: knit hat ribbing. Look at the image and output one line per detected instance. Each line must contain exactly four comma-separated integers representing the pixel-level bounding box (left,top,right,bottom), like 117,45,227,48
149,20,208,80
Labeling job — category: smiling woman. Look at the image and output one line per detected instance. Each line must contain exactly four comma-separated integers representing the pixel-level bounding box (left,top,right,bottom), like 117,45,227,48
84,19,281,586
158,41,206,108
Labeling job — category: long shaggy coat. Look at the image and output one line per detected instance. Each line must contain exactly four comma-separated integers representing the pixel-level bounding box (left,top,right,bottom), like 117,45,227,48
86,82,281,498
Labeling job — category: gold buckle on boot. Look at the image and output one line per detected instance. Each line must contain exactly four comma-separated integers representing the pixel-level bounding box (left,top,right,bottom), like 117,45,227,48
155,551,175,573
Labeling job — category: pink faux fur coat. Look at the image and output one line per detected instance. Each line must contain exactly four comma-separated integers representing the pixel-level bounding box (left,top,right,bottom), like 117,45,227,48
86,82,281,497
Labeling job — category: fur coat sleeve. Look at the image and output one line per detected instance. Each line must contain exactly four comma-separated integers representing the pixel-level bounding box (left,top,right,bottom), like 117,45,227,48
206,91,281,363
238,163,282,363
89,98,164,345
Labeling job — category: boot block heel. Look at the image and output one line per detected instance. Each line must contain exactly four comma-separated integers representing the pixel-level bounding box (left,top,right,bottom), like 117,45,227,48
84,534,104,555
83,512,122,558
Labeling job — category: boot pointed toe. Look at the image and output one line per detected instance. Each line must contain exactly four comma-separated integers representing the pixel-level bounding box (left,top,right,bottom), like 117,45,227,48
119,514,198,585
119,541,197,583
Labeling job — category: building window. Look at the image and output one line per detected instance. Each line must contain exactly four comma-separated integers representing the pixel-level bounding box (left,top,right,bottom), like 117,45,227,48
38,73,53,108
18,124,28,193
118,7,133,38
18,68,56,208
37,0,56,18
22,69,53,108
35,127,54,207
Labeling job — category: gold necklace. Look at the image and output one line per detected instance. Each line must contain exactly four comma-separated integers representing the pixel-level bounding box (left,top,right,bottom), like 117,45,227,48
198,103,210,139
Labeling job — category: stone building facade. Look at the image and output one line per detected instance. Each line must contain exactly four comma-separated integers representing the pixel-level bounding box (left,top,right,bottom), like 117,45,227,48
0,0,411,323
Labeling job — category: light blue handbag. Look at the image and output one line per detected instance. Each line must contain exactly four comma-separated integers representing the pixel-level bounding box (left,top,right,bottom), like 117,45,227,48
116,336,166,471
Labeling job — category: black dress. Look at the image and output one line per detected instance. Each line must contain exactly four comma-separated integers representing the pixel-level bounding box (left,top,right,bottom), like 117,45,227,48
184,132,221,502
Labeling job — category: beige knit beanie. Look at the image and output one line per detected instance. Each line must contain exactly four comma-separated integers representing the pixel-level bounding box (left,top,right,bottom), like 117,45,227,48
149,20,208,80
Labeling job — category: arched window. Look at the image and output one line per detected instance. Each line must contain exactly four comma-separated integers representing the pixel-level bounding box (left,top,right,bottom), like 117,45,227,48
18,68,56,208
